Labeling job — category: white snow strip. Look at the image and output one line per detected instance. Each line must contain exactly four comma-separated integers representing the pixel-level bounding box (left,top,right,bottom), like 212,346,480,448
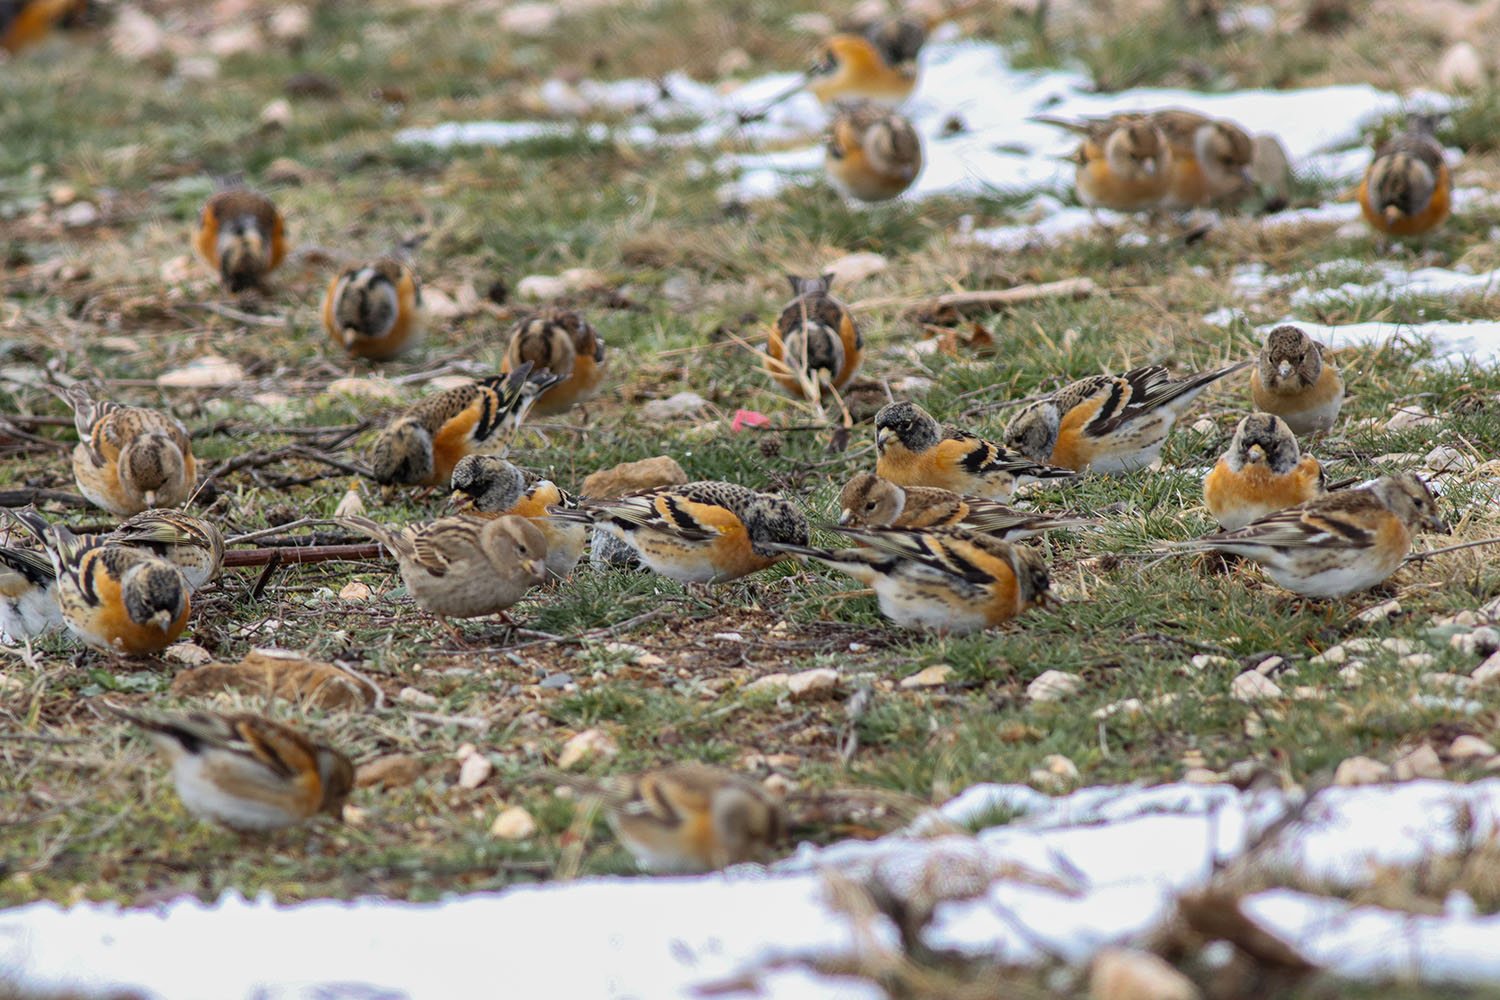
1200,316,1500,367
12,780,1500,998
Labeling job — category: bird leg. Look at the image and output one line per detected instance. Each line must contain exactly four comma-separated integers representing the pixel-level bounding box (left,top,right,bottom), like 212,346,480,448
434,615,472,649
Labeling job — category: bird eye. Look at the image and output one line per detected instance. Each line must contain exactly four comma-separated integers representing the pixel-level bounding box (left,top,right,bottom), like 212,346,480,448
866,501,879,511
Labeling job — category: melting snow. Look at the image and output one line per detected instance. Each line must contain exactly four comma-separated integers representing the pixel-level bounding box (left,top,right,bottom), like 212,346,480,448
11,780,1500,998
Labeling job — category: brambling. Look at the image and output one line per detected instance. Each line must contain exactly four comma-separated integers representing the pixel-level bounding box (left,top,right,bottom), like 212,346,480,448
837,471,1094,539
1003,360,1252,474
0,0,85,52
368,363,561,487
337,513,548,645
873,401,1074,502
1033,114,1173,212
825,103,923,202
448,454,586,580
322,257,425,361
809,15,926,107
768,524,1051,634
104,704,354,832
1359,114,1450,238
501,308,607,417
767,273,863,399
0,543,61,641
1150,109,1254,210
66,382,197,516
547,481,810,586
1202,413,1325,531
8,508,189,656
193,189,287,293
555,763,784,873
108,508,225,593
1250,325,1344,436
1174,473,1448,599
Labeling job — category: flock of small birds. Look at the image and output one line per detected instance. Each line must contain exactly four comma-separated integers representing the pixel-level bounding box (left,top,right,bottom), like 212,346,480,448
0,0,1476,873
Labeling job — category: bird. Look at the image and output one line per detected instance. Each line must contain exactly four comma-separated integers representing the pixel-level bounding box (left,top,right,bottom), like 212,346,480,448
322,256,426,361
448,454,586,580
501,308,607,417
766,273,862,399
6,508,189,656
0,543,61,642
824,103,923,202
837,471,1094,539
766,524,1052,634
551,762,784,873
1202,413,1325,531
1359,114,1450,238
547,482,810,586
368,363,561,487
1150,109,1255,211
873,401,1074,502
337,514,548,645
1172,473,1448,598
1,0,86,53
1032,114,1173,212
808,14,927,108
103,704,354,833
1250,325,1344,435
107,509,225,593
1003,360,1252,474
65,382,197,516
193,189,286,293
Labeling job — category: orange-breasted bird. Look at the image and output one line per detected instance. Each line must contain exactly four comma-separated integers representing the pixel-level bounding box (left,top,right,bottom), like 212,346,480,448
1358,114,1450,238
448,454,586,580
767,273,862,399
193,189,286,293
838,471,1094,539
65,383,197,517
825,103,923,202
0,0,86,53
874,401,1074,502
1202,413,1325,531
1033,114,1173,212
1250,325,1344,436
323,257,426,361
501,308,607,417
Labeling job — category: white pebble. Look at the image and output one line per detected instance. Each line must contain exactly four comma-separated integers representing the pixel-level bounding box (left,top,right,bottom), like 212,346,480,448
1231,670,1281,702
1027,669,1082,701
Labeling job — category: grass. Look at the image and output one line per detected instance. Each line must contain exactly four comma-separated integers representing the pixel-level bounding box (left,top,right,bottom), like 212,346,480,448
5,0,1500,996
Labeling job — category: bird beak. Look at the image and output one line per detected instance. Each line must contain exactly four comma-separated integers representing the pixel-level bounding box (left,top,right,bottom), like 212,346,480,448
1248,444,1267,463
445,491,469,514
343,328,360,347
1277,360,1293,380
143,490,158,507
1142,160,1156,177
1384,205,1403,224
149,609,174,632
1427,514,1452,534
837,509,853,525
876,427,891,447
528,559,547,579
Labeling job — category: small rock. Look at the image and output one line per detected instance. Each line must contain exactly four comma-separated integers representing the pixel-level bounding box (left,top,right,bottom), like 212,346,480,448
1436,610,1483,628
1379,637,1416,654
398,686,438,708
1334,755,1391,786
1183,767,1222,784
1453,627,1500,658
579,455,687,498
1386,406,1436,431
500,2,560,35
1372,452,1424,467
175,56,220,81
1339,661,1367,685
1422,672,1472,691
824,252,888,286
1393,744,1445,781
1189,654,1234,671
516,268,605,300
761,773,794,798
338,581,372,602
157,356,246,388
457,753,493,789
1255,656,1285,675
490,805,537,840
786,667,838,700
263,157,315,186
1289,685,1322,700
1437,41,1488,93
325,376,401,401
538,672,573,690
1425,445,1475,473
1042,753,1078,780
428,374,475,392
58,202,100,228
110,5,165,59
744,673,789,694
901,664,953,689
333,487,365,519
205,24,264,57
640,392,708,421
1089,948,1200,1000
356,754,422,789
1190,417,1216,435
49,184,78,207
1356,600,1402,623
636,653,667,667
788,12,835,34
1450,735,1497,761
1027,670,1083,701
1309,645,1347,666
1091,698,1143,720
1231,670,1281,702
558,728,618,769
162,642,213,667
269,4,312,42
259,98,293,129
712,632,744,643
1399,653,1438,670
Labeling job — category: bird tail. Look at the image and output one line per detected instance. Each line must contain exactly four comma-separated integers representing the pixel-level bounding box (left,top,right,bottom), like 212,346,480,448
335,515,399,551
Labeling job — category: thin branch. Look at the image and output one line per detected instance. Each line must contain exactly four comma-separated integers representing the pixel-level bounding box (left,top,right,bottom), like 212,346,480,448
223,543,385,568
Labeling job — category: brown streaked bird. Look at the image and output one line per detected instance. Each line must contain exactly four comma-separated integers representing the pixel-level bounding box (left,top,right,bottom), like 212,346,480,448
1033,114,1173,212
104,704,354,833
1250,325,1344,435
1203,413,1325,531
1150,109,1255,211
553,763,785,873
825,103,923,202
337,513,548,646
1003,360,1252,474
838,471,1095,540
766,524,1052,634
1172,473,1448,598
322,257,426,361
0,543,61,642
547,481,810,587
766,272,862,399
107,509,225,593
0,0,86,53
873,401,1074,502
193,189,286,293
65,383,197,517
1358,114,1450,238
368,363,561,487
500,308,607,417
448,454,586,580
7,508,189,656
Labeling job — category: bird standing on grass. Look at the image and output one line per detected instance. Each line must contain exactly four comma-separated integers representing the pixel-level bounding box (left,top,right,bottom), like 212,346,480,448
323,257,426,361
66,383,197,517
874,401,1074,502
1203,413,1325,531
1359,114,1450,238
194,189,286,293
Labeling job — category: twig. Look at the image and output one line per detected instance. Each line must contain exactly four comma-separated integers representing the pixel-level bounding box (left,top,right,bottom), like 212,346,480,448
848,277,1097,314
179,302,288,327
0,488,91,509
1405,536,1500,563
224,543,385,568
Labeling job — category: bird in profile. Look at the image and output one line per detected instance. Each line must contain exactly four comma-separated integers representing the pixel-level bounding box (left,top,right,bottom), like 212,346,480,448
1032,114,1173,212
448,454,587,580
874,401,1074,502
838,471,1094,539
